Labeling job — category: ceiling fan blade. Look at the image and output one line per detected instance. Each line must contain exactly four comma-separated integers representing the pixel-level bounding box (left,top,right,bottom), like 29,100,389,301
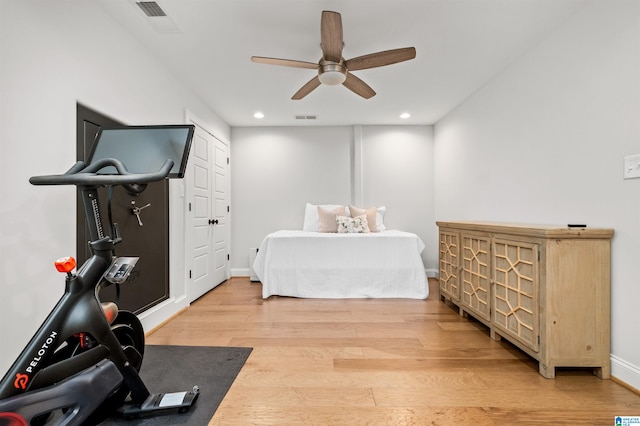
251,56,318,69
292,76,322,100
342,73,376,99
345,47,416,71
321,11,343,62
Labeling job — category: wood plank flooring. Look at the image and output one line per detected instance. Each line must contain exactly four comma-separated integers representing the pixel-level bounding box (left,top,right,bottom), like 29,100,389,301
146,278,640,425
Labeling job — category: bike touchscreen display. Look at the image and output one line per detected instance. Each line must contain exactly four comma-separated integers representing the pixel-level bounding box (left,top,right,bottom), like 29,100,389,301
89,125,195,178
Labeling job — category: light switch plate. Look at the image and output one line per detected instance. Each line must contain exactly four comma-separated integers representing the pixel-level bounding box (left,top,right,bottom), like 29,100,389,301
624,154,640,179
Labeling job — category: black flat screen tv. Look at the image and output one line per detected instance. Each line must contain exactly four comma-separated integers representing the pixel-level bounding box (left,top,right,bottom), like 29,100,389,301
88,125,195,178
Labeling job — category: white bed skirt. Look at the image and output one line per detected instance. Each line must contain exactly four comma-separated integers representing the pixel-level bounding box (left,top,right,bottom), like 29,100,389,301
253,230,429,299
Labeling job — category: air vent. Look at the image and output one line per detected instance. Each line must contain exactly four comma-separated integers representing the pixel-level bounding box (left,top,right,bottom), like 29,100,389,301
134,1,182,34
136,1,167,17
295,115,318,120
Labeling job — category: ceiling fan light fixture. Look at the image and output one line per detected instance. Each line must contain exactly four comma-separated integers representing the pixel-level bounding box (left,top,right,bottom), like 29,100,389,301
318,70,346,85
318,61,347,86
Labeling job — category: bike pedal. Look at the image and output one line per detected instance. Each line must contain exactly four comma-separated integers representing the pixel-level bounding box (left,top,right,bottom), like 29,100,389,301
117,386,199,418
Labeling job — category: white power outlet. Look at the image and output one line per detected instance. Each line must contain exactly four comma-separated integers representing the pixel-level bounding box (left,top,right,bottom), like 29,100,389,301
624,154,640,179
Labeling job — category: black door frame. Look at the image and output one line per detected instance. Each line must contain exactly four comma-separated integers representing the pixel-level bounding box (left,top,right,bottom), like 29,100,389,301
75,104,170,313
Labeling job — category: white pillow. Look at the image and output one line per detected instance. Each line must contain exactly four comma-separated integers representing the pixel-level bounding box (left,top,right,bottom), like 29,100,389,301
376,206,387,231
303,203,348,231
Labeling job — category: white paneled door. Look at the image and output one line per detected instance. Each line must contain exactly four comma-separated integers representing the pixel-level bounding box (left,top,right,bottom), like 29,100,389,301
186,123,229,302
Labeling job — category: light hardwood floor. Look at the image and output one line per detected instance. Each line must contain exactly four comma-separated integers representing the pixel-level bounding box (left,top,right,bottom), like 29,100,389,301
146,278,640,425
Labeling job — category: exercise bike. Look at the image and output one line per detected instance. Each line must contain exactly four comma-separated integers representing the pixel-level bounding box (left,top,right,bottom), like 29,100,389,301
0,125,198,425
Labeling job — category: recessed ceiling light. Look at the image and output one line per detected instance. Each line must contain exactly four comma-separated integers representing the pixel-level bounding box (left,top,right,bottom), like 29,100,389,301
253,112,265,119
400,112,411,119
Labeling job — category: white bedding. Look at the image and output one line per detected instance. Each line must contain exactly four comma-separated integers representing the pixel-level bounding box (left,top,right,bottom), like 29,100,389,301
253,230,429,299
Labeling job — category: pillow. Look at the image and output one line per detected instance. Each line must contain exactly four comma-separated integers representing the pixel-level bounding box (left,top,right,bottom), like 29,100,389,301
349,205,386,232
318,205,345,233
336,214,370,233
376,206,386,231
302,203,348,231
349,206,377,232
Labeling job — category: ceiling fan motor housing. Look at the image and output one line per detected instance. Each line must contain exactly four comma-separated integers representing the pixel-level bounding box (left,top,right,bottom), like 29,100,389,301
318,59,347,85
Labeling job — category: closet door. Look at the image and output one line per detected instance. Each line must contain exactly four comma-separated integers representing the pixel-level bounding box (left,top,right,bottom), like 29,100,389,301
186,122,229,302
211,137,229,287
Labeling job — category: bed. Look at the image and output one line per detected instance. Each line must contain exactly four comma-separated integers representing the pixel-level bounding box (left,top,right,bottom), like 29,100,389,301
252,203,428,299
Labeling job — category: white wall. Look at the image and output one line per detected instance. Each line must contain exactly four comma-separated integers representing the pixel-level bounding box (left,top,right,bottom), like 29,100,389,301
360,126,436,267
0,1,229,374
434,0,640,388
230,125,436,276
230,126,353,273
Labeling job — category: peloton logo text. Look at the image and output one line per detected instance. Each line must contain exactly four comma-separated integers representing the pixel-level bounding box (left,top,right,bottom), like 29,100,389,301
25,330,58,375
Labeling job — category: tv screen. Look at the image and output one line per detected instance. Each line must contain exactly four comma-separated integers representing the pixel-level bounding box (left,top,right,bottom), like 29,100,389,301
88,125,195,178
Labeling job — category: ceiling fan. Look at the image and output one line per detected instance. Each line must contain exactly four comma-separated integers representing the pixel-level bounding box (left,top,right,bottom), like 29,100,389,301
251,10,416,100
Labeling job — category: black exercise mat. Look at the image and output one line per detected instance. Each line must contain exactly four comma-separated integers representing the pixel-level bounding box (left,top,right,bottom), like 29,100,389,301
101,345,252,426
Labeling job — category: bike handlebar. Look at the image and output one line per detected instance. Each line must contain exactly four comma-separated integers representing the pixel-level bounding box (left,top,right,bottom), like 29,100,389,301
29,159,174,189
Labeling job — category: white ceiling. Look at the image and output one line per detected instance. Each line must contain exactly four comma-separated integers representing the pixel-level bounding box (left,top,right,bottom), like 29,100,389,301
97,0,589,127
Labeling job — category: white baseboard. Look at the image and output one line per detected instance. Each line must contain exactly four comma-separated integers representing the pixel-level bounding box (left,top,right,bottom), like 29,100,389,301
231,267,250,277
611,355,640,392
138,295,188,333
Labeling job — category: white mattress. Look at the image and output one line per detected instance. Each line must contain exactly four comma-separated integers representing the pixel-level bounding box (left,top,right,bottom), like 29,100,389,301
253,230,428,299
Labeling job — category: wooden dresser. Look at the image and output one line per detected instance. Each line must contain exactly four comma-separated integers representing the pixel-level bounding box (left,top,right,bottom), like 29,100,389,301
436,221,613,379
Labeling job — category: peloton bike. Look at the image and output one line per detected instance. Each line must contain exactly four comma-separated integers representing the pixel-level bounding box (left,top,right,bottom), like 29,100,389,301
0,125,199,425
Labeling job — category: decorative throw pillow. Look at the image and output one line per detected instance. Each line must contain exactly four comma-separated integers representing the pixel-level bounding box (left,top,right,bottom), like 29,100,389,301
318,205,346,233
336,214,370,233
347,206,387,232
349,205,378,232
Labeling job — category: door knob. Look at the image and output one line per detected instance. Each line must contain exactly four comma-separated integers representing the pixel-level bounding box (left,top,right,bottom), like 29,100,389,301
208,219,219,225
